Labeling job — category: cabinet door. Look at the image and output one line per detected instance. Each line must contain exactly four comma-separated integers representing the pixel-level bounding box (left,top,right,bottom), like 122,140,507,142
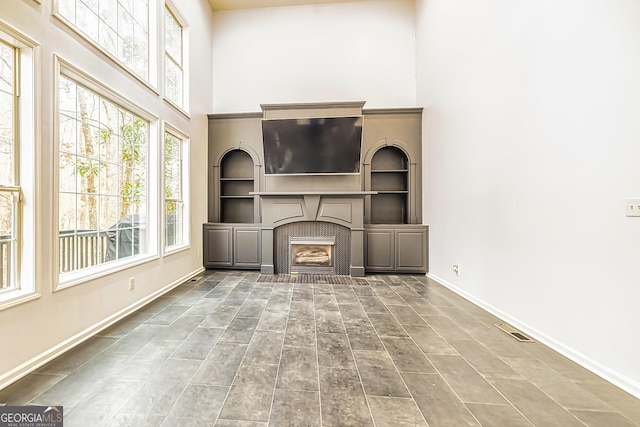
203,225,233,267
365,229,395,271
234,227,261,268
396,229,427,272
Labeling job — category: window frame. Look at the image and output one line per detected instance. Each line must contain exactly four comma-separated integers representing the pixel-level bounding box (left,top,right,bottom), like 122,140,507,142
163,0,189,117
52,0,159,94
162,122,189,255
0,21,39,310
54,55,159,291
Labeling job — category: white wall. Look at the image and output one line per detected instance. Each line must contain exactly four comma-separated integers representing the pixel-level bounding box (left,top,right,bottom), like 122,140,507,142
210,0,416,112
416,0,640,396
0,0,214,387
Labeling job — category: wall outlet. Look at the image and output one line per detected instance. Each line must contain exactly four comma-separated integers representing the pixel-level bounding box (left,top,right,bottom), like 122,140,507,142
452,264,460,275
197,250,201,259
626,198,640,217
128,277,135,290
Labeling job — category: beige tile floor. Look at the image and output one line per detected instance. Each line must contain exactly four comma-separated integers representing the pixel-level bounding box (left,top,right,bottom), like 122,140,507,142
1,271,639,426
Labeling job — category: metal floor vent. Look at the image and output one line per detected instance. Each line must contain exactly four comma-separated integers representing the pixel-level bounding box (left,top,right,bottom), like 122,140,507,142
495,323,534,342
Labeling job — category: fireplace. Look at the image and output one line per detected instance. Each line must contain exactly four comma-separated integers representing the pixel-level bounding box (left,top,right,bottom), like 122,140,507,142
255,192,371,276
289,237,335,274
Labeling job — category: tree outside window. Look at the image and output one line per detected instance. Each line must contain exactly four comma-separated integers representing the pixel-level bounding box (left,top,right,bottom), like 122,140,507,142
57,0,150,81
58,75,149,274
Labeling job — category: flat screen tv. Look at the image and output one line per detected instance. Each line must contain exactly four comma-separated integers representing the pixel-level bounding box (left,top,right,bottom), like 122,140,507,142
262,116,363,175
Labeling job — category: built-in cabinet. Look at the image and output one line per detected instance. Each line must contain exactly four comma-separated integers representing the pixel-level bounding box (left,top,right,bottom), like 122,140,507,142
364,225,428,273
204,104,428,274
203,224,261,269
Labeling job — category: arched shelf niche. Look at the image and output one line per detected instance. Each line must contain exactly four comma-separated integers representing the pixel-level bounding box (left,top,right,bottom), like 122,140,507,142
216,146,261,223
364,140,415,224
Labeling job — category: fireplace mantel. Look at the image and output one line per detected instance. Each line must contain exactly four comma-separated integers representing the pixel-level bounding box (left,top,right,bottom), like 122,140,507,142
251,191,377,196
256,192,368,276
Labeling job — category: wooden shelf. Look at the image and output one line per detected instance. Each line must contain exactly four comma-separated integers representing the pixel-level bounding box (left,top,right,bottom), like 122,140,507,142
371,169,408,173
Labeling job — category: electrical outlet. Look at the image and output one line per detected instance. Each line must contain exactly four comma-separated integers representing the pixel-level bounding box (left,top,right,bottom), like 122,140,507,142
626,198,640,217
452,264,460,275
128,277,135,290
197,250,201,259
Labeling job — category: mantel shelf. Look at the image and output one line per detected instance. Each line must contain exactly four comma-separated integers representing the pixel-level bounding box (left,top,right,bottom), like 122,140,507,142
250,191,378,196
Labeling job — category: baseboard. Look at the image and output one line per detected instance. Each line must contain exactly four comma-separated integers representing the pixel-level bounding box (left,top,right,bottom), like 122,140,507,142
0,267,205,391
427,273,640,399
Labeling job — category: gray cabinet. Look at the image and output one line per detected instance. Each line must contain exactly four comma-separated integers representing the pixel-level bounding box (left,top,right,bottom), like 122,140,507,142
203,224,261,269
234,227,261,268
365,225,428,273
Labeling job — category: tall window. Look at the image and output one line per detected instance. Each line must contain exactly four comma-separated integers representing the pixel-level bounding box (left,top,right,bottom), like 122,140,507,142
164,130,185,249
164,6,183,108
58,75,149,275
0,40,18,290
0,27,36,306
56,0,150,81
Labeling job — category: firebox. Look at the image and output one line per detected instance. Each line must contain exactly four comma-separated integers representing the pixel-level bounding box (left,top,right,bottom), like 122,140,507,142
289,236,335,274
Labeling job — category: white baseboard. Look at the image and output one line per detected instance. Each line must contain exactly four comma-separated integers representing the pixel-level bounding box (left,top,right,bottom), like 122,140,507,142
0,267,205,391
427,272,640,399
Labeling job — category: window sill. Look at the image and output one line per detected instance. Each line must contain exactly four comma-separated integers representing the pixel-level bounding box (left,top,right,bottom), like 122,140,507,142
163,97,191,120
0,289,40,312
163,243,190,257
56,253,159,292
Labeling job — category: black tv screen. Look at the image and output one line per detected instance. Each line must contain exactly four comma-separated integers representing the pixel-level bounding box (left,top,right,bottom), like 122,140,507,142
262,116,363,175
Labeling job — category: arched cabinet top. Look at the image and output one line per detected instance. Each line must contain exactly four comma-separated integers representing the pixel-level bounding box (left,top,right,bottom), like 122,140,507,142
214,145,262,168
362,138,414,166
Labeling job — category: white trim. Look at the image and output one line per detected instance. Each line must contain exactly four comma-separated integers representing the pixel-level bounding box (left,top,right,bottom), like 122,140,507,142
163,97,191,120
54,55,158,121
0,290,40,312
57,254,160,291
0,267,204,391
427,272,640,400
163,243,191,257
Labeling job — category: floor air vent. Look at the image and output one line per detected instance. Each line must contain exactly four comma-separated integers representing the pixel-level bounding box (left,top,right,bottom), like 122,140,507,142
495,323,534,342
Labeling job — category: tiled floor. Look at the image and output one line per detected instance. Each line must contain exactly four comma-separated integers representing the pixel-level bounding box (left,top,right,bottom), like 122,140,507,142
1,271,639,426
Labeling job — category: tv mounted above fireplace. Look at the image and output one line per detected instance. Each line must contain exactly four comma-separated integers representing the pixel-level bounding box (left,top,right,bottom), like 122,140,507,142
262,116,363,175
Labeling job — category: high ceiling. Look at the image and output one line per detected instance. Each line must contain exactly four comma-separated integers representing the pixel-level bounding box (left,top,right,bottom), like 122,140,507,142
207,0,365,11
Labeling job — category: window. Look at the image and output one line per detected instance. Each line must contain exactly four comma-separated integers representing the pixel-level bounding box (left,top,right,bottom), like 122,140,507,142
0,40,18,291
0,25,37,308
58,73,150,278
56,0,150,81
164,5,185,109
163,129,187,250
